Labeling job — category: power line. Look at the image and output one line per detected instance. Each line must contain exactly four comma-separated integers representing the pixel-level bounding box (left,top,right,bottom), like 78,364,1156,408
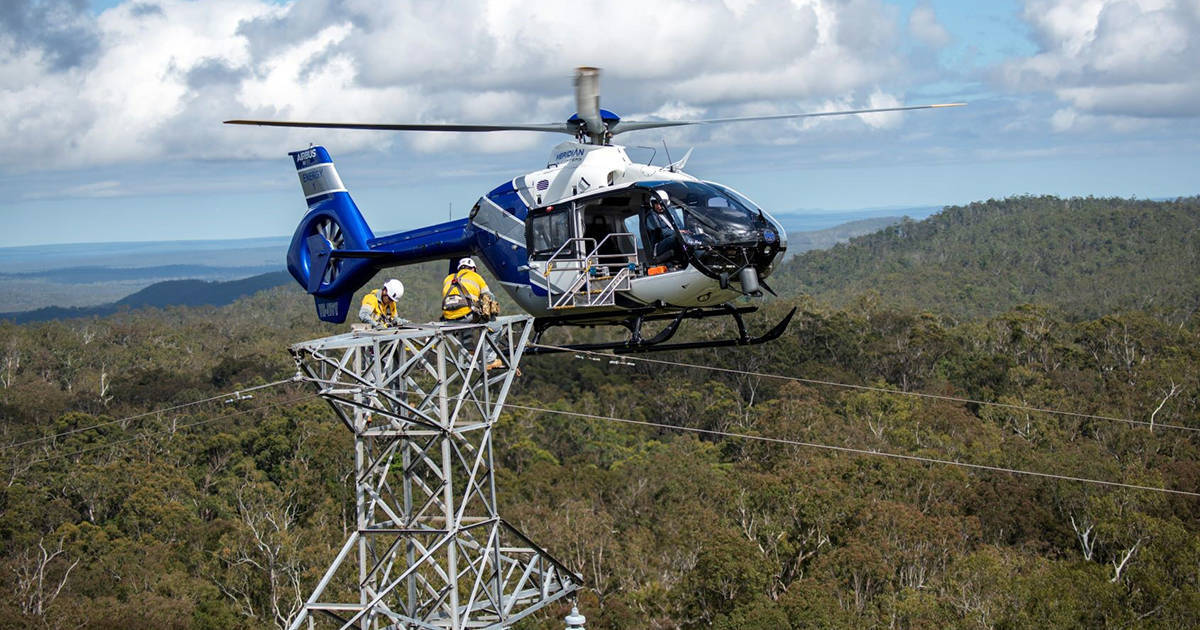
530,344,1199,434
505,403,1199,498
17,388,487,466
21,393,320,466
2,377,301,451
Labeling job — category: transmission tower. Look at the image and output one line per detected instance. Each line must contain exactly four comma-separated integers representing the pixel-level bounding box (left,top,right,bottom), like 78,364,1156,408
288,316,581,629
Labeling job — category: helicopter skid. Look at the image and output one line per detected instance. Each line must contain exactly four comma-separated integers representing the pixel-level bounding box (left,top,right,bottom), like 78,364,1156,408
528,304,796,355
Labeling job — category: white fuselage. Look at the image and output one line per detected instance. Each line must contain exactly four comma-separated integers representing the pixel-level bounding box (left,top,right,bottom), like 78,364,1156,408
474,141,788,319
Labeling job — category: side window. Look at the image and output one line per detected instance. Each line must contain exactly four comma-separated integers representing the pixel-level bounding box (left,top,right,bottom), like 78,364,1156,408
527,210,576,260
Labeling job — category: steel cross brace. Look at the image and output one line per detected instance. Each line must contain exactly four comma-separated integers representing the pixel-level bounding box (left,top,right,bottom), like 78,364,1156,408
288,317,580,630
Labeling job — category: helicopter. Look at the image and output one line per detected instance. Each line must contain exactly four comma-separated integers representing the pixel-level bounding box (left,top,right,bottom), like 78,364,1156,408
226,68,962,353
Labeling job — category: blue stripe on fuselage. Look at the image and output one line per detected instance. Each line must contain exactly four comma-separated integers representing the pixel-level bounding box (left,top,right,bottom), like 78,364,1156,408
478,179,530,287
486,179,529,221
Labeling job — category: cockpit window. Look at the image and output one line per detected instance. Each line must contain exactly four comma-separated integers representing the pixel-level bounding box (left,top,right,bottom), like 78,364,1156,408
707,183,763,214
656,182,759,223
527,209,575,259
650,181,765,246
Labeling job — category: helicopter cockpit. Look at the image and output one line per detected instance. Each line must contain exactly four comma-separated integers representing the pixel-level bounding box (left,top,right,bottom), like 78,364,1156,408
646,181,783,281
525,180,784,298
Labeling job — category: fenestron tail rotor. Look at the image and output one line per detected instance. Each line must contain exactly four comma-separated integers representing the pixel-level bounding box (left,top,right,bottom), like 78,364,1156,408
314,217,344,287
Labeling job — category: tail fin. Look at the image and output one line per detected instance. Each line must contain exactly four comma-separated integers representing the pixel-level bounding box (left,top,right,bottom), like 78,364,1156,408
285,146,377,323
313,294,353,323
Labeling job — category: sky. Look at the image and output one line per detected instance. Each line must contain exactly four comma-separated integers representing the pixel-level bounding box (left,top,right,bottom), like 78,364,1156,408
1,0,1197,247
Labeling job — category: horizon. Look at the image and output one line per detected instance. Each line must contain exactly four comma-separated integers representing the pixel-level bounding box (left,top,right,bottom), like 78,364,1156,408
3,201,949,249
6,193,1196,250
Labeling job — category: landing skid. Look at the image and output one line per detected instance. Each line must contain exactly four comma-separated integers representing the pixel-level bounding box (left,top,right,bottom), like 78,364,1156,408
528,304,797,355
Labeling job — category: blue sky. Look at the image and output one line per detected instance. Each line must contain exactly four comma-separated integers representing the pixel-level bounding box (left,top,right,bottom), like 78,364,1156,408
2,0,1198,247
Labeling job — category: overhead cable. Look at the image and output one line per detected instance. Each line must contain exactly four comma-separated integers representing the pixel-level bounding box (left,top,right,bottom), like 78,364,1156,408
1,377,300,451
21,393,320,466
16,388,488,465
529,344,1198,434
505,403,1199,498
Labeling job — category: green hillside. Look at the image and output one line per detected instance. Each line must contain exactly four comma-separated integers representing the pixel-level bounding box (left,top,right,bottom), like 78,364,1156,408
0,272,293,324
774,196,1200,322
0,203,1197,628
783,216,902,255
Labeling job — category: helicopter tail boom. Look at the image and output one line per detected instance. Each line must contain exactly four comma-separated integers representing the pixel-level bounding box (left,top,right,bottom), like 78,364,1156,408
285,146,475,323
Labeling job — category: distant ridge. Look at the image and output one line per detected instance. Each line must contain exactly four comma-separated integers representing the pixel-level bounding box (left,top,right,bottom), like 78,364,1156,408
0,264,281,283
785,216,903,255
774,195,1200,321
771,205,941,233
0,236,288,274
0,271,292,324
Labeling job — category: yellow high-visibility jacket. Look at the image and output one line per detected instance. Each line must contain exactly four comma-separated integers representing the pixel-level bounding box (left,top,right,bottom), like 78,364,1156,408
442,269,489,320
359,289,397,325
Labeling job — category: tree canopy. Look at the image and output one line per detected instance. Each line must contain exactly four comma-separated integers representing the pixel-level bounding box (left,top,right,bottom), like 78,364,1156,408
0,197,1197,628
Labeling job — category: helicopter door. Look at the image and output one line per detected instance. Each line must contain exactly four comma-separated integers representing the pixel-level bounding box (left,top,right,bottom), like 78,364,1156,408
578,196,638,272
525,204,581,294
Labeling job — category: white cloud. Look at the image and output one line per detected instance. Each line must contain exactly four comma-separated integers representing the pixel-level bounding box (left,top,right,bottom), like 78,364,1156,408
0,0,931,172
1003,0,1200,123
1050,107,1078,131
649,102,707,121
858,90,905,129
909,3,951,48
23,180,123,200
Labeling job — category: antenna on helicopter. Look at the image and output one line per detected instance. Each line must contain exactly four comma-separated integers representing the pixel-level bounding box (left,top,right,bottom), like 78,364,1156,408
662,139,673,169
669,148,693,173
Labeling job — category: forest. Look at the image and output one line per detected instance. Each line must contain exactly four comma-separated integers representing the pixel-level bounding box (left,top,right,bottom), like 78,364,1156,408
775,195,1200,323
0,196,1196,628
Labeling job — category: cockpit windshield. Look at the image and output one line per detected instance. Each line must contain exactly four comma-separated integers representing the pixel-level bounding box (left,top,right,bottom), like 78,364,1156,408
652,181,765,246
707,183,764,214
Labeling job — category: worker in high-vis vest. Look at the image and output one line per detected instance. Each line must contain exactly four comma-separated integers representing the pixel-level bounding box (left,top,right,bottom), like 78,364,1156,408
441,258,493,322
359,278,404,327
441,258,505,370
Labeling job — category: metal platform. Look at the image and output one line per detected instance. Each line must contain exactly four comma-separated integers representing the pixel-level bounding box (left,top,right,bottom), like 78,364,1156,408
288,316,580,629
542,235,635,310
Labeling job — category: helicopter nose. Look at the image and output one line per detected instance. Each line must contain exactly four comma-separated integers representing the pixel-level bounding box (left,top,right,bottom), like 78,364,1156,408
756,226,786,278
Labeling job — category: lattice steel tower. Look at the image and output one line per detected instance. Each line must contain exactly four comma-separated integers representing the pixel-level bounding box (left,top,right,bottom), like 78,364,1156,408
288,316,580,629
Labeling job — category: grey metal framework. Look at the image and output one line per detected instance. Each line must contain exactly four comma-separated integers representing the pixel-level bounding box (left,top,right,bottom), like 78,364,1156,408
288,316,581,629
544,235,635,310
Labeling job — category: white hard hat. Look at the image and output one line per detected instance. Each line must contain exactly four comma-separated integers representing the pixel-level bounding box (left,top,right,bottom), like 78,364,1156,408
383,279,404,300
458,257,476,269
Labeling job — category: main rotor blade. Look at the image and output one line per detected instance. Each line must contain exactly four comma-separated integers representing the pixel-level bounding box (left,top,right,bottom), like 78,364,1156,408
223,119,573,134
611,102,966,135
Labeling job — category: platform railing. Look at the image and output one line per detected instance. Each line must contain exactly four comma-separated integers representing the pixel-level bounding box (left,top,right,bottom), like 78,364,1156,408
544,233,636,309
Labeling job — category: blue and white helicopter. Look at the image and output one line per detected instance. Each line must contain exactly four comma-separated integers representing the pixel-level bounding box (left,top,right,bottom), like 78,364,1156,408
227,68,961,353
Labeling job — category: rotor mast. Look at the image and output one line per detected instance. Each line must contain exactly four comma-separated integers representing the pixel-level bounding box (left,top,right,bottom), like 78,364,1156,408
573,67,608,145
